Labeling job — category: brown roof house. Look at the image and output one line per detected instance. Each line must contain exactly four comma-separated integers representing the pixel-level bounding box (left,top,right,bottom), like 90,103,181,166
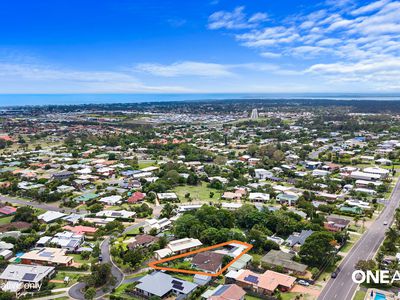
128,234,159,250
324,216,351,232
192,251,224,274
205,284,246,300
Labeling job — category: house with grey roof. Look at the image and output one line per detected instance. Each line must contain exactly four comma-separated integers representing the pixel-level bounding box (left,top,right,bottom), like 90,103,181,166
37,211,66,223
0,264,55,297
261,250,308,275
134,271,197,299
286,230,314,251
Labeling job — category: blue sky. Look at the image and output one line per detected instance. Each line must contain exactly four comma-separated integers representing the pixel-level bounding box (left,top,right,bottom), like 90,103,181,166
0,0,399,93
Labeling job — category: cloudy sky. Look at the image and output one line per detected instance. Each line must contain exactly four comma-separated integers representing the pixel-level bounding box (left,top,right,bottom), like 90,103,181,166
1,0,400,93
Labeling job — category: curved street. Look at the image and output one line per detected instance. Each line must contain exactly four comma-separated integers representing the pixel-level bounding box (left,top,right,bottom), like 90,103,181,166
68,222,146,300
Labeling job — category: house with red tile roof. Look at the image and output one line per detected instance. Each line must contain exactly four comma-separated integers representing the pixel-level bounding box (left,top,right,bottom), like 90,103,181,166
0,206,17,216
207,284,246,300
0,135,13,142
128,191,146,203
226,269,295,296
63,225,97,236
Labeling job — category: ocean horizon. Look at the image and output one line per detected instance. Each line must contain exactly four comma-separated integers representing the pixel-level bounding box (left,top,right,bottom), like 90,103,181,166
1,93,400,107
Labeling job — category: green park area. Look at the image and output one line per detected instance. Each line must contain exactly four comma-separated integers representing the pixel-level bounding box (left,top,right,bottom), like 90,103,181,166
173,181,222,202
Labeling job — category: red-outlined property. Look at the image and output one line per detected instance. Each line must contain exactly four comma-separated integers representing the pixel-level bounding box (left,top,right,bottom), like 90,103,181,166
148,240,253,277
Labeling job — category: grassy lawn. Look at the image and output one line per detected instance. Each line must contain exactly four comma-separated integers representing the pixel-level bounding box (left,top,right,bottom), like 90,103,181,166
109,282,142,299
353,290,366,300
280,292,317,300
245,295,265,300
125,227,141,235
50,271,86,288
173,273,194,282
139,160,157,169
340,241,354,253
0,216,13,225
125,271,149,279
348,224,366,234
69,254,93,264
173,182,222,202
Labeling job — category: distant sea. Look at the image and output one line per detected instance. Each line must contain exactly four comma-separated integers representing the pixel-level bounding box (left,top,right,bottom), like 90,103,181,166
1,93,400,107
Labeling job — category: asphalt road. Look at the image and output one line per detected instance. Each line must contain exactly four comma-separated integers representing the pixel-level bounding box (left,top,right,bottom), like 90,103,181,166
318,176,400,300
309,144,333,160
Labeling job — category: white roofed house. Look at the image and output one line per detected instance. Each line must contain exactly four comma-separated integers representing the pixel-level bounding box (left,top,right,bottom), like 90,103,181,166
96,166,115,177
209,176,229,184
143,218,172,234
248,193,270,203
221,203,242,210
349,171,381,181
154,238,203,260
363,167,390,179
312,169,331,177
99,195,122,206
354,188,377,195
37,211,66,223
254,169,273,180
56,185,75,193
157,192,178,202
0,264,55,298
376,158,392,165
96,210,136,219
49,231,84,252
355,180,383,188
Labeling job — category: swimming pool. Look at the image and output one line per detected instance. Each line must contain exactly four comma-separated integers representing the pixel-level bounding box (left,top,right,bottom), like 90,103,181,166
374,292,387,300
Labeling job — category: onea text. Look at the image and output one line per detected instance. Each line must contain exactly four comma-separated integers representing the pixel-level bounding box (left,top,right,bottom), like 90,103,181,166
352,270,400,284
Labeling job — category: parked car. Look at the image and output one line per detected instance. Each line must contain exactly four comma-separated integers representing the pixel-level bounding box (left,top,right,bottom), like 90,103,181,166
383,221,388,225
298,280,310,286
98,255,103,262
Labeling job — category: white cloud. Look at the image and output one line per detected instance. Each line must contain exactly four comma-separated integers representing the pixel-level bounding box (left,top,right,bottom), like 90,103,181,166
260,51,282,58
351,0,390,15
0,62,193,93
249,12,269,23
208,0,400,90
208,6,268,30
135,61,235,77
307,57,400,74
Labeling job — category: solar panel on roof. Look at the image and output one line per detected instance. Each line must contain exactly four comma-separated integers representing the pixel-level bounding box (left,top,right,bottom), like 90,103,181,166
244,275,259,284
172,280,183,285
173,284,184,291
39,252,53,257
22,273,36,281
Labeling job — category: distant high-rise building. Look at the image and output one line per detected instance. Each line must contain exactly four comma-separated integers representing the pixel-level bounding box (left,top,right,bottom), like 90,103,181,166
250,108,259,119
